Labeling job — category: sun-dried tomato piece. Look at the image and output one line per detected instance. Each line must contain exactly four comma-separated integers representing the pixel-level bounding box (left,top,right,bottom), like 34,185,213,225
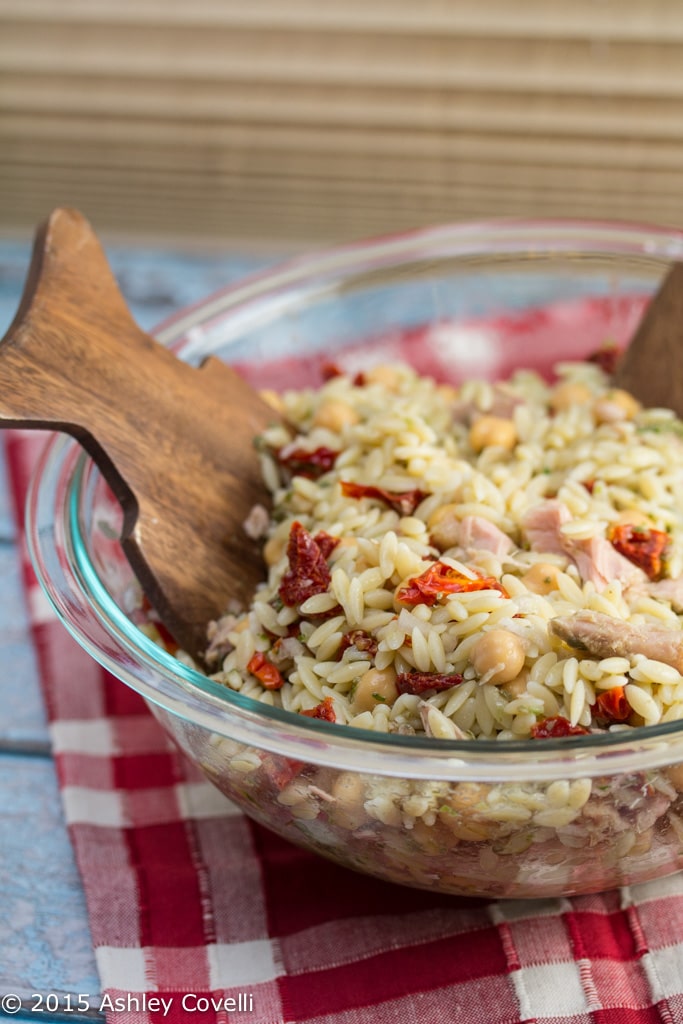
396,561,509,607
260,754,304,790
247,651,285,690
338,629,378,660
341,480,428,516
279,521,332,607
608,523,669,581
321,361,343,380
530,716,591,739
313,530,340,560
594,686,631,723
301,696,337,722
396,671,464,695
277,445,339,479
587,342,621,375
319,362,365,385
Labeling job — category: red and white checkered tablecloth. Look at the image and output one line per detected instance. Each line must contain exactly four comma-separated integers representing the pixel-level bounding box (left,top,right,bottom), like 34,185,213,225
7,336,683,1024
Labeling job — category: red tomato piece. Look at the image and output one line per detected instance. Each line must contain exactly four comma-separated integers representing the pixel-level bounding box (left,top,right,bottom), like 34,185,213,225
531,716,591,739
608,523,669,580
321,361,343,380
338,629,378,660
594,686,631,723
277,445,339,479
247,651,285,690
260,754,304,790
587,342,621,375
396,561,508,607
396,671,464,695
341,480,428,516
313,530,340,560
279,521,332,606
301,696,337,722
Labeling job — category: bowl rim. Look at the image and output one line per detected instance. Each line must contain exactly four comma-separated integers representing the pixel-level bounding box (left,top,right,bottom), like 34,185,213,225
153,214,683,352
25,216,683,781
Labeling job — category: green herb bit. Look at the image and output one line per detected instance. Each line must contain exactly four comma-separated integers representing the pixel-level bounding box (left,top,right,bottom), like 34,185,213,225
638,420,683,438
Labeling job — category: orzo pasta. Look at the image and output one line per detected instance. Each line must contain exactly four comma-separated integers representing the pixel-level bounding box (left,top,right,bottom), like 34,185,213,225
200,356,683,743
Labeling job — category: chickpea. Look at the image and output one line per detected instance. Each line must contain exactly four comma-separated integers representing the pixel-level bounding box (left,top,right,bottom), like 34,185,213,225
312,398,360,432
521,562,562,595
363,364,404,391
471,629,526,685
427,503,461,551
468,415,517,453
504,668,530,699
594,388,641,424
438,805,498,842
351,666,398,714
263,533,287,566
330,772,368,830
549,380,592,412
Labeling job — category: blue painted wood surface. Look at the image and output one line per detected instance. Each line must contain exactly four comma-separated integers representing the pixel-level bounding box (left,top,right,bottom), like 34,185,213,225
0,238,276,1013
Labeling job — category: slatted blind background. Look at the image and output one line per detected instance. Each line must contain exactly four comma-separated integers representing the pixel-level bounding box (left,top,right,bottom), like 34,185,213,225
2,0,683,243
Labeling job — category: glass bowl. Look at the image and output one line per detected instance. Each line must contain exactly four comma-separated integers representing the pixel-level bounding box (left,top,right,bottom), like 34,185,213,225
27,219,683,899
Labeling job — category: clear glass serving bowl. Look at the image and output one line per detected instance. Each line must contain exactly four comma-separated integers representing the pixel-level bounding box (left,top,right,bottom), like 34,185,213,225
27,219,683,899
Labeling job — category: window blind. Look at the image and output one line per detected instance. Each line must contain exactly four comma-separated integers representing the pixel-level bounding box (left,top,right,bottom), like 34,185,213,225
2,0,683,241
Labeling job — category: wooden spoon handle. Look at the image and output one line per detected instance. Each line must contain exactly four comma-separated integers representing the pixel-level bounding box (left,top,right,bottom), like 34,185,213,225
0,208,279,659
0,206,273,508
0,208,159,430
0,207,184,529
613,261,683,416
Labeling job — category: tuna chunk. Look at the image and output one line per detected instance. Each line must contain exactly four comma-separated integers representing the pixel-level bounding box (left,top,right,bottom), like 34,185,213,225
645,578,683,613
487,384,524,421
205,614,238,666
522,500,647,592
521,500,572,558
459,515,514,558
451,383,523,425
566,536,647,591
550,610,683,672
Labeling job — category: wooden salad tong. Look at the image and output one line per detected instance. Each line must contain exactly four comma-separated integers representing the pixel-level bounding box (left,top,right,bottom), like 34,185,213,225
0,208,280,662
613,261,683,417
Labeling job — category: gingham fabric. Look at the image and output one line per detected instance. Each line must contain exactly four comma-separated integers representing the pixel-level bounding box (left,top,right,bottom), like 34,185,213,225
7,294,683,1024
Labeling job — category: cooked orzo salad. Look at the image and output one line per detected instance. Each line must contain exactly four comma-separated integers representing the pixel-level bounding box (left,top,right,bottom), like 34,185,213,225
200,354,683,743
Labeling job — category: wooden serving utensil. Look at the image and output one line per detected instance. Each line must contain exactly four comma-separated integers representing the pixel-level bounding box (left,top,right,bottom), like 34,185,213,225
0,208,281,662
613,262,683,417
